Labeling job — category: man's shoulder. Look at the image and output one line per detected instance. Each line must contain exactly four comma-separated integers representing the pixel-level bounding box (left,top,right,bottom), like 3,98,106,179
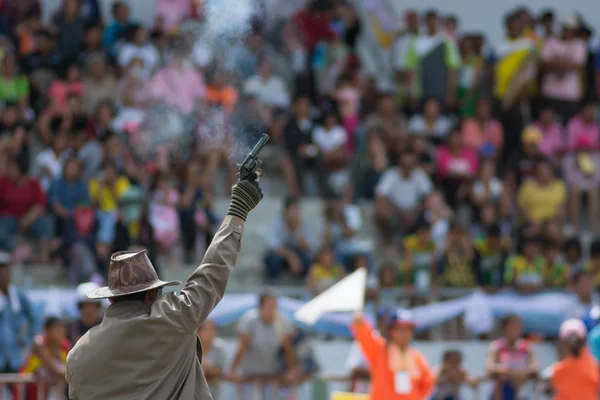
240,308,260,322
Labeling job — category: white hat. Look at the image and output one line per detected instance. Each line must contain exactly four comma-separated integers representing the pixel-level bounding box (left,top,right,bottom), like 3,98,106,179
76,282,102,305
559,319,587,340
562,15,580,29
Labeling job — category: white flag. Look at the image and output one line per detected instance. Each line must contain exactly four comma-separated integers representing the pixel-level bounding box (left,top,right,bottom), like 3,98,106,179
294,268,367,325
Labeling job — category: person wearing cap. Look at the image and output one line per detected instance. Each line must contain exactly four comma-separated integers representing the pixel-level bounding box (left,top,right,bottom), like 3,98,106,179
67,282,103,344
65,173,263,399
0,251,37,376
351,309,435,399
545,319,599,399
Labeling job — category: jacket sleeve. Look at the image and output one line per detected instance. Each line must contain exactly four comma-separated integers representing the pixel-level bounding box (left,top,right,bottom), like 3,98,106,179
66,361,78,400
157,216,243,333
415,350,436,399
350,318,384,368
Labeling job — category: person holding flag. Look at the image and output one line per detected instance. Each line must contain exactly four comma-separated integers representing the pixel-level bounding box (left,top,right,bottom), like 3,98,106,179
351,309,435,399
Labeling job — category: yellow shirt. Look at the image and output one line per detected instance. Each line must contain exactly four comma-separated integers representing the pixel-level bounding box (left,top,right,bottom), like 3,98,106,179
493,37,535,99
89,177,131,211
517,179,566,223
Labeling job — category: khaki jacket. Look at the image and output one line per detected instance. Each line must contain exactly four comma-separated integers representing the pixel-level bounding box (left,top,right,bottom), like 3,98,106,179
66,216,244,399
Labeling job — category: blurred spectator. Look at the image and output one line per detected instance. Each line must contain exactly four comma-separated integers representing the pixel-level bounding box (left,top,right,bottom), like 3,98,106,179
363,93,406,148
32,130,69,192
540,16,587,123
586,241,600,286
504,236,545,293
21,28,65,110
542,239,568,288
436,223,478,289
0,104,30,168
312,108,348,194
154,0,191,33
423,191,453,248
344,128,388,202
566,100,599,152
88,161,130,260
243,57,290,109
564,237,584,274
149,172,181,264
264,197,313,283
538,9,556,39
206,69,239,114
474,225,509,290
15,10,42,58
461,98,503,158
444,15,459,42
506,126,544,188
77,21,107,66
566,270,598,319
401,219,436,290
0,156,54,263
178,160,213,263
150,49,206,113
71,126,103,181
534,106,564,160
562,136,600,232
283,96,320,195
435,128,478,208
47,158,91,244
391,10,419,99
404,10,461,111
306,246,344,295
0,53,29,108
408,98,454,145
0,251,37,374
118,25,160,80
82,54,118,113
68,282,102,344
486,315,539,399
432,349,478,399
199,320,226,400
103,1,135,58
375,151,433,248
52,0,86,62
456,35,483,118
46,63,85,114
471,159,509,216
517,158,566,233
230,292,296,400
410,135,435,176
17,317,70,400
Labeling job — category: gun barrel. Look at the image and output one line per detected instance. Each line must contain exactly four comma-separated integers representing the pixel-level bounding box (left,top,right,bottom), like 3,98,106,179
248,133,270,158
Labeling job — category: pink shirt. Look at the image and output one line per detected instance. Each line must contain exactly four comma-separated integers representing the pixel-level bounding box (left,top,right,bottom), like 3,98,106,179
536,122,564,157
461,118,504,152
155,0,191,31
48,80,85,112
541,37,587,101
566,116,600,151
150,65,206,113
436,146,479,179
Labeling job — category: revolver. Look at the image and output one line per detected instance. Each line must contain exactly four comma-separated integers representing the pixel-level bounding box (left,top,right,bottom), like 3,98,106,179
239,133,270,181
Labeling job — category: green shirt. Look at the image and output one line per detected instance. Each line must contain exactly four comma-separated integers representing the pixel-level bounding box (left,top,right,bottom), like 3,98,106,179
0,74,29,102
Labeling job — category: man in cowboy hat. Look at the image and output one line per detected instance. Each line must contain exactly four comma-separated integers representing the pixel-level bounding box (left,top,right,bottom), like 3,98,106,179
65,173,263,399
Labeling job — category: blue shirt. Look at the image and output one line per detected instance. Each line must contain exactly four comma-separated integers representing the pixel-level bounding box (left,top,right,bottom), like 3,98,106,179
48,178,89,211
589,323,600,361
0,288,37,370
102,21,134,56
595,49,600,71
265,218,315,251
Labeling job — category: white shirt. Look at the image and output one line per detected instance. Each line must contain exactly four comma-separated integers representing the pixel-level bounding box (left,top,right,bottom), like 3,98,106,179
473,178,503,202
192,40,214,68
392,32,415,70
408,115,454,139
118,43,160,79
33,148,68,192
312,125,347,153
376,167,433,210
243,75,290,108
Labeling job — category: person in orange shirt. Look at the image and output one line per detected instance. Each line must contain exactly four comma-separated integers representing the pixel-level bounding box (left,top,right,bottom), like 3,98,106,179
548,319,599,400
206,69,239,114
351,309,435,400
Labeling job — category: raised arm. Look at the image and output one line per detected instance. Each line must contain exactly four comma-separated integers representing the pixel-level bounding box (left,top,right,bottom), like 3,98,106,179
158,174,263,333
350,311,384,368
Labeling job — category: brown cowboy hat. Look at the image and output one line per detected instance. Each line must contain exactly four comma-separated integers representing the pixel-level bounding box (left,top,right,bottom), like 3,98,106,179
86,250,181,299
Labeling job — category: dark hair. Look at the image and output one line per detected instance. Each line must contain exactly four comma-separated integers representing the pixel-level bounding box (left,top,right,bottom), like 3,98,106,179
112,1,127,17
111,290,148,303
36,28,55,40
565,335,586,358
539,9,555,22
85,20,103,33
424,9,438,19
6,153,28,176
258,289,277,307
590,240,600,257
564,237,582,256
283,196,299,211
44,316,63,330
442,349,462,362
487,224,502,238
501,313,521,329
445,15,458,24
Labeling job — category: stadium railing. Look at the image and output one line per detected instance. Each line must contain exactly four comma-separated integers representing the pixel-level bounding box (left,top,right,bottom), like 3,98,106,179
0,374,66,400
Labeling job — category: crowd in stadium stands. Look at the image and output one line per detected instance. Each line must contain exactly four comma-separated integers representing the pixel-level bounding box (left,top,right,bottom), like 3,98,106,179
1,0,600,398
